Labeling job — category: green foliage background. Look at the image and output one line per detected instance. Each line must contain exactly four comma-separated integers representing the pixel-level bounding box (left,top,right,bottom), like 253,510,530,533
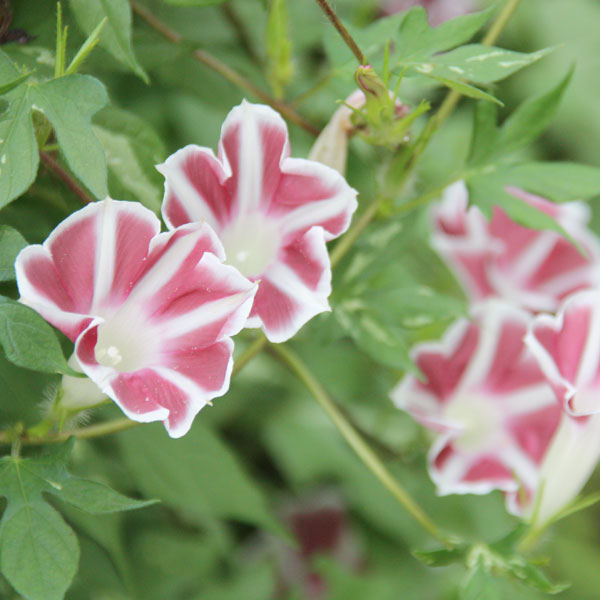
1,0,600,598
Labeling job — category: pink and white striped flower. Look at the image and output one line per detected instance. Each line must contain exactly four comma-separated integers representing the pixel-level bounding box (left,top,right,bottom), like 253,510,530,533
15,199,257,437
525,289,600,417
158,100,358,343
431,182,600,313
391,301,562,515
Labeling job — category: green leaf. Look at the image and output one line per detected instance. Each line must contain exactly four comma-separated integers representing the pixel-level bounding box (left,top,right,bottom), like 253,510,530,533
0,52,38,209
505,162,600,203
394,6,494,63
427,45,550,85
414,545,469,567
461,559,503,600
68,0,148,82
498,68,573,155
467,101,499,166
0,225,27,282
92,106,165,212
467,173,573,241
0,69,33,97
505,558,570,594
0,298,75,375
118,422,285,535
0,439,151,600
30,75,108,199
422,72,502,104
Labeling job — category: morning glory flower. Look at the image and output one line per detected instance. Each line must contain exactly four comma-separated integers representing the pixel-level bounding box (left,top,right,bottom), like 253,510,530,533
16,199,257,437
391,301,562,515
158,100,358,343
431,182,600,313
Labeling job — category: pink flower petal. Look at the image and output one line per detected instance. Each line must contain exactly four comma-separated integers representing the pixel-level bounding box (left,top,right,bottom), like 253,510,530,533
392,301,561,511
157,145,231,231
159,100,358,343
526,290,600,416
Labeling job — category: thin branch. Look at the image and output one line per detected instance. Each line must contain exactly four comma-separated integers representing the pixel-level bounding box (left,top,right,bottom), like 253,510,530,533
232,334,268,376
269,342,453,547
39,151,94,205
130,0,319,136
314,0,366,64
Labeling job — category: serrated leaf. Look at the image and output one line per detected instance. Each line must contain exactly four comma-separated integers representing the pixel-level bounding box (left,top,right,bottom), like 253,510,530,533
0,225,27,282
498,68,573,155
0,51,37,209
0,439,151,600
423,72,502,104
68,0,148,82
0,297,75,375
30,75,108,199
92,106,165,212
505,162,600,203
118,422,285,536
427,45,550,85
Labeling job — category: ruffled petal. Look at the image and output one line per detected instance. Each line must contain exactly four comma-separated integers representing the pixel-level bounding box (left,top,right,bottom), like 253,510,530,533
218,100,290,216
526,289,600,415
249,227,331,343
158,145,232,231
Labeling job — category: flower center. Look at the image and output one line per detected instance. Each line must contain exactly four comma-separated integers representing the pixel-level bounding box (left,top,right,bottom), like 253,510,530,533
444,393,504,452
94,310,156,373
219,214,281,279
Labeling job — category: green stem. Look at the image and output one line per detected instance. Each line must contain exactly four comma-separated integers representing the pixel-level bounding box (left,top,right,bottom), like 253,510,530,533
232,334,268,376
40,151,94,205
130,0,319,136
314,0,366,64
269,342,453,547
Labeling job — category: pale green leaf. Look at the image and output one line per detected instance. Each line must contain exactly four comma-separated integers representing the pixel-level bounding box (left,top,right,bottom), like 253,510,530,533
162,0,226,4
68,0,148,82
31,75,108,199
423,72,502,104
461,559,503,600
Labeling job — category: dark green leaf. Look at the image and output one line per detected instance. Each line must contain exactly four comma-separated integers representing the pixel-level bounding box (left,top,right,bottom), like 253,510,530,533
119,422,284,535
0,51,37,209
31,75,108,199
0,439,152,600
0,225,27,282
428,45,550,85
498,68,573,155
68,0,148,82
0,298,75,375
506,162,600,203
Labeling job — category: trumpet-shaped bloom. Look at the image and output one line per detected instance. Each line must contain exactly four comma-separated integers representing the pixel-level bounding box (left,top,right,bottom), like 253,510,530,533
158,100,358,343
525,290,600,417
431,182,600,313
391,301,562,515
16,199,257,437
